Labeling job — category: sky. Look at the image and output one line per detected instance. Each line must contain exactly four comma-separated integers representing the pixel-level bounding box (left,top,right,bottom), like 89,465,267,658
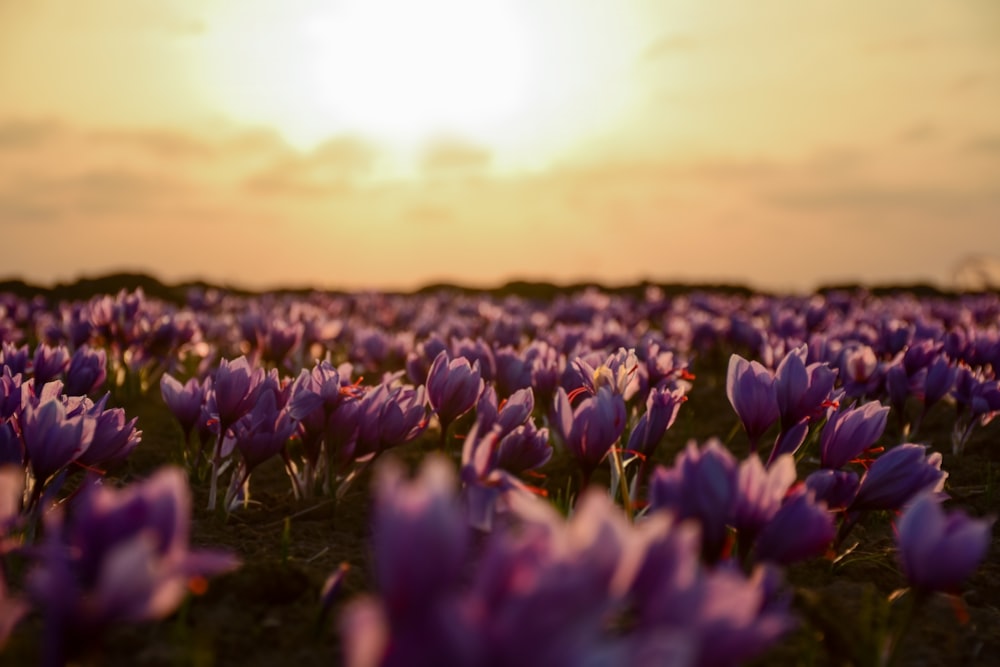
1,0,999,293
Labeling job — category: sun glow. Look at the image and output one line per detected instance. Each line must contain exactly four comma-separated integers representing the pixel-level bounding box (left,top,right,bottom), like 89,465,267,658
197,0,642,169
202,1,534,151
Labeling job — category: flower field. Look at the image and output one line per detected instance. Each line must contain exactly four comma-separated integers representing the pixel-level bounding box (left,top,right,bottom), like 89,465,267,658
0,278,997,666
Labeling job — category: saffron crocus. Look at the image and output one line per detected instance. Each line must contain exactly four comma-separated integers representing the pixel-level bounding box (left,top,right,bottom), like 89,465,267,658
425,351,483,445
353,383,428,460
493,421,552,475
571,347,640,400
25,467,239,667
205,356,264,509
732,454,796,547
818,401,890,470
631,512,794,667
773,345,838,431
552,386,627,485
849,444,947,512
752,488,835,565
75,403,141,469
31,344,70,386
726,354,779,451
627,385,685,458
804,469,860,510
225,391,296,509
20,398,94,504
476,385,534,437
895,492,994,594
63,346,106,397
160,374,204,454
649,439,737,562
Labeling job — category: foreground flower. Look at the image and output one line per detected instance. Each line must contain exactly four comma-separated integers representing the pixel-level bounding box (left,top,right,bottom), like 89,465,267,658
725,355,779,451
896,492,993,594
552,386,627,485
26,467,239,666
426,351,483,445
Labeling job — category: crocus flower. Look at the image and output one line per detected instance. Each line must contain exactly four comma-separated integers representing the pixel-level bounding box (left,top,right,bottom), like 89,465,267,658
627,385,686,458
649,439,737,562
353,383,428,459
425,351,483,443
752,488,835,565
0,367,22,420
725,354,779,450
849,444,947,512
476,385,534,437
552,386,627,484
63,346,107,397
493,421,552,475
225,391,296,508
26,467,239,667
75,404,141,469
160,374,205,448
895,492,994,594
804,469,860,510
20,398,94,498
818,401,890,470
732,454,796,546
774,345,838,431
0,342,30,377
208,355,264,434
31,344,70,386
572,347,640,401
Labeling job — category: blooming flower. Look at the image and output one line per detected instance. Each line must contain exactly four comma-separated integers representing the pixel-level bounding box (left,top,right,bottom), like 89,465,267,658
26,468,239,666
725,354,779,450
552,386,626,483
849,444,947,512
818,401,890,470
425,351,483,441
895,492,993,594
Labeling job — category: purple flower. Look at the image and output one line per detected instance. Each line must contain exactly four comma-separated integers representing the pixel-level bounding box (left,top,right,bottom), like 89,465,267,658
896,492,994,594
849,444,947,512
26,467,239,666
208,356,264,434
425,351,484,440
571,347,640,400
774,345,837,430
476,385,534,437
818,401,890,470
76,404,141,469
160,374,205,445
627,385,685,458
225,391,296,508
494,422,552,475
726,354,779,450
0,342,30,377
20,398,94,492
649,439,737,561
63,346,107,397
732,454,796,544
372,455,469,622
631,513,794,667
804,469,860,510
354,383,428,459
552,386,626,483
31,344,70,386
752,488,835,565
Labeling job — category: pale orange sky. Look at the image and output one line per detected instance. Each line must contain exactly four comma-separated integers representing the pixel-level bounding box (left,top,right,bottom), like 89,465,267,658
1,0,998,292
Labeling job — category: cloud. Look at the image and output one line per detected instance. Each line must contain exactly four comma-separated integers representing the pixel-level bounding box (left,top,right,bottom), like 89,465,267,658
898,123,938,144
244,135,377,196
0,119,63,151
765,185,1000,218
965,134,1000,154
405,203,455,226
85,128,214,159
